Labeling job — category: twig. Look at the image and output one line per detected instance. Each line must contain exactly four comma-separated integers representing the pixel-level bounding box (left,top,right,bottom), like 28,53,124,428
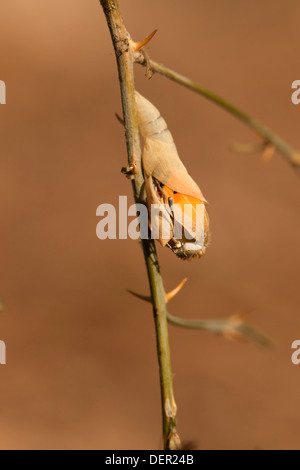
134,54,300,175
99,0,181,450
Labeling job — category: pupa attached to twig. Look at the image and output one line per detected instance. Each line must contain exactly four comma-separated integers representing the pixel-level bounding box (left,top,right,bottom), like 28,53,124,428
135,91,210,259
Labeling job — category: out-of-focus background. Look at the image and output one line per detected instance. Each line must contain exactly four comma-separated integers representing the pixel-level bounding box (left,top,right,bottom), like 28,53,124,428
0,0,299,450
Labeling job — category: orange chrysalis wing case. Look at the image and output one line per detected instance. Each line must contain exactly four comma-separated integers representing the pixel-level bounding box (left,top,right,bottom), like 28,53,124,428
135,91,210,259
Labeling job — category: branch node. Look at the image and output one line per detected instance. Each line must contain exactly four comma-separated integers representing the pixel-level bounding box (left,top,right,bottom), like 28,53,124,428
168,431,182,450
121,161,138,179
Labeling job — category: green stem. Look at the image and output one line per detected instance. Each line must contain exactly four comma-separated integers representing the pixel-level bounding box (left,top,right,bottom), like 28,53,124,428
99,0,180,450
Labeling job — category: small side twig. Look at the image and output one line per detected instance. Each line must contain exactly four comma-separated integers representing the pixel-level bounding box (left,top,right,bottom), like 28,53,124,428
167,312,272,348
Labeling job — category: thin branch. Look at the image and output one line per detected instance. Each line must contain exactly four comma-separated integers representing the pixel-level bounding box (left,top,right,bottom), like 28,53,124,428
99,0,181,450
135,54,300,175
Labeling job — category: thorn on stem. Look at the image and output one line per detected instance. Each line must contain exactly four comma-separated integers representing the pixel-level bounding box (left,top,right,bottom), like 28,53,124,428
291,152,300,166
129,29,158,52
127,290,152,303
115,112,125,126
165,278,188,303
262,144,275,163
127,278,187,304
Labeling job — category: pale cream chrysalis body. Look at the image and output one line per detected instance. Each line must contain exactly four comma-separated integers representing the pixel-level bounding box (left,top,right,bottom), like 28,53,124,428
135,91,209,259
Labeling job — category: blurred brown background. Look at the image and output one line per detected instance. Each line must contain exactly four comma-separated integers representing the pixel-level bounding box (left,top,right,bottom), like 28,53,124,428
0,0,299,450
